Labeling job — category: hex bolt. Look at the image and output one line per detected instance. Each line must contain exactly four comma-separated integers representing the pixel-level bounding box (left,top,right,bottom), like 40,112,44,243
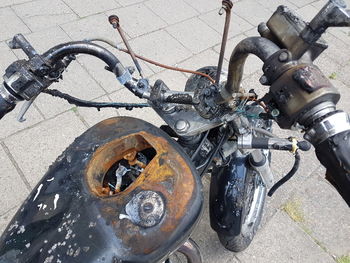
278,52,289,62
259,75,269,85
175,120,190,132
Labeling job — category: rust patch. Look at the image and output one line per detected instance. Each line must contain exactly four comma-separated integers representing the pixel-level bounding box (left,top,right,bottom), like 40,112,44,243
83,118,200,256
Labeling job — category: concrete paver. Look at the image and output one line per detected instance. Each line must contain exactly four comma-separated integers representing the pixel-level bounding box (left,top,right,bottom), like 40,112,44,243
117,0,144,7
258,0,297,12
145,0,199,25
0,0,349,261
12,0,78,32
166,17,222,54
183,0,221,14
128,29,192,72
178,49,227,77
291,167,350,257
0,7,30,41
4,111,86,187
232,0,271,26
63,0,121,18
61,13,119,41
0,0,31,8
0,42,17,72
290,0,318,8
323,32,350,66
296,4,320,22
105,4,167,38
0,146,29,215
0,100,44,139
236,211,335,263
339,62,350,87
199,10,254,39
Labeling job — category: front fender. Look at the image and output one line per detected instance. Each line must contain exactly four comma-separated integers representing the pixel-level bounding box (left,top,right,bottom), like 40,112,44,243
209,154,249,236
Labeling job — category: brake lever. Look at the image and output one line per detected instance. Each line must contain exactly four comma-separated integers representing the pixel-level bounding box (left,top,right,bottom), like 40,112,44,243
17,95,37,122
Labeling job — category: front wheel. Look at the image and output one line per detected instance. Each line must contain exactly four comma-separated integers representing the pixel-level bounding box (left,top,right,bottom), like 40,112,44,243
219,170,266,252
210,154,266,252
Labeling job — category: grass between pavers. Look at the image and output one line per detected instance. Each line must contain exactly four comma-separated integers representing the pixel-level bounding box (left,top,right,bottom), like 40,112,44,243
337,255,350,263
282,198,305,223
329,72,338,80
282,198,329,254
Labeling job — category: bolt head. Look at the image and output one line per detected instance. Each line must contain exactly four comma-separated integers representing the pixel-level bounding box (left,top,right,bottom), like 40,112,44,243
259,75,268,85
175,120,189,132
278,52,289,62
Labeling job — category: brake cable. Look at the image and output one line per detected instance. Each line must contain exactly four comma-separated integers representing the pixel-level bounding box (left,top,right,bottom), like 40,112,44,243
84,38,216,84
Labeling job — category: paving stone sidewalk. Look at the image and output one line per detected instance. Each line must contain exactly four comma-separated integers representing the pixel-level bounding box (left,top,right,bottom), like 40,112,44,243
0,0,350,262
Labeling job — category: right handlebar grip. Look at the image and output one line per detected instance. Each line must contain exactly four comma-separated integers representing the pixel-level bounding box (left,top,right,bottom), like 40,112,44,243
0,95,16,120
315,130,350,207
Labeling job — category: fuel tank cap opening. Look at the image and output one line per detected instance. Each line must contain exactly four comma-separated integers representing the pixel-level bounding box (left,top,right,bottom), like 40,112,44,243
102,148,156,196
86,133,158,197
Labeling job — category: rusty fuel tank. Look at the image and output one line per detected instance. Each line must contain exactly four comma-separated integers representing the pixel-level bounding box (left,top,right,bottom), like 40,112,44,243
0,117,203,263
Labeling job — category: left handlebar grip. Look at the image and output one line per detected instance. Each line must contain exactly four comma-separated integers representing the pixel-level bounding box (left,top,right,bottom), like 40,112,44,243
0,96,16,120
0,84,17,120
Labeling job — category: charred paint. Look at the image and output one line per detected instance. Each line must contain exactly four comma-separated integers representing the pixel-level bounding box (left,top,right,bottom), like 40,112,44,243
0,117,203,263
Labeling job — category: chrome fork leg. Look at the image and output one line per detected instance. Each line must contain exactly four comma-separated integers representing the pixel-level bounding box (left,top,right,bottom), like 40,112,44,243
176,238,202,263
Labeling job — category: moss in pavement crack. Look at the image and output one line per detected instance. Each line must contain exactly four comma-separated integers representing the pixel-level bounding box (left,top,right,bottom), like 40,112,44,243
282,198,305,223
337,255,350,263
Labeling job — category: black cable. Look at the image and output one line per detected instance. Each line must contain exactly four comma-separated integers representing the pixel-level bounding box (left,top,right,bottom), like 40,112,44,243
191,130,210,161
43,89,150,111
198,129,228,177
268,152,301,197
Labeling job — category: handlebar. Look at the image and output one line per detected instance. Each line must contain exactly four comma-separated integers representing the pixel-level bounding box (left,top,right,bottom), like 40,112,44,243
0,34,201,121
0,35,145,120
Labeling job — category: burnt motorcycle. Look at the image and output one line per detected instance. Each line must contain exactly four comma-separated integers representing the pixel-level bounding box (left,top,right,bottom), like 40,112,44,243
0,0,350,262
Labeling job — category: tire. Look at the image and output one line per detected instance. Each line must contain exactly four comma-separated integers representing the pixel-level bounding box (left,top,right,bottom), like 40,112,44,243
217,168,266,252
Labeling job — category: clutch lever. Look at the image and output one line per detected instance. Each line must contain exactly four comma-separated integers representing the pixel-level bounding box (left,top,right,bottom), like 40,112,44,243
17,95,37,122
